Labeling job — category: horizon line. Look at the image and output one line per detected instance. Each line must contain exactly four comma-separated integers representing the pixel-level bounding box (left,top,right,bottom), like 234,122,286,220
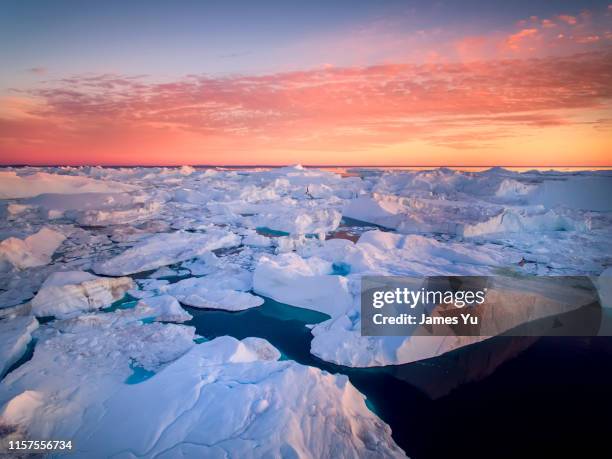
2,164,612,168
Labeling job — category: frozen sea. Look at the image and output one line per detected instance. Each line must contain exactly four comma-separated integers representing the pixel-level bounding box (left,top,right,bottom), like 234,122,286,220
0,165,611,458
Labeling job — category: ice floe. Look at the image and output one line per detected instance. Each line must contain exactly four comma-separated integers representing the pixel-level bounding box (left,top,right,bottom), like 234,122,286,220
252,228,603,367
165,269,264,311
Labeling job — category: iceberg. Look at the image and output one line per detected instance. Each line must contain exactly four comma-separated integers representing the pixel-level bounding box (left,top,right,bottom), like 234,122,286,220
93,230,241,276
494,178,537,202
0,171,137,199
134,295,193,322
528,176,612,211
0,329,405,458
173,188,209,204
180,252,222,276
24,191,168,226
249,207,342,236
462,209,588,237
0,315,38,376
251,231,531,367
75,200,163,226
1,164,611,445
343,170,612,253
0,227,66,270
342,194,404,230
310,275,599,367
242,230,272,247
31,270,133,318
253,253,352,316
597,267,612,309
343,193,500,235
165,274,264,311
360,230,515,268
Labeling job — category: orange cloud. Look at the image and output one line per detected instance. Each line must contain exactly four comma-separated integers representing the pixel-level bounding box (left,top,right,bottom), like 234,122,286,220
2,49,611,165
499,8,612,56
504,28,539,51
558,14,578,25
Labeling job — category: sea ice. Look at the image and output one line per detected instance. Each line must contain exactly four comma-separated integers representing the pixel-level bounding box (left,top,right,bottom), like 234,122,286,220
253,230,541,366
494,178,538,202
248,207,342,235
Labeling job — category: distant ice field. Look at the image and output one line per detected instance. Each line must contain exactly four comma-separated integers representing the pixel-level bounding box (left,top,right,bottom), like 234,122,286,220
0,165,610,457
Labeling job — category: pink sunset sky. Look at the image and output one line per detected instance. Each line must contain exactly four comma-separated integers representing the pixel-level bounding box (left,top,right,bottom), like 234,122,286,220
0,1,611,166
